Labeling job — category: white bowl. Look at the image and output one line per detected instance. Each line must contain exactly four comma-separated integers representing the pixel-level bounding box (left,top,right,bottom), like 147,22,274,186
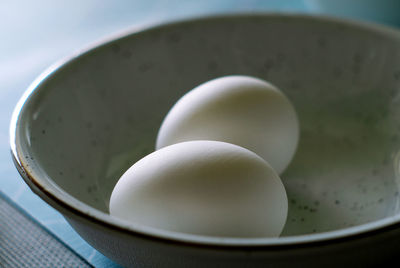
10,14,400,267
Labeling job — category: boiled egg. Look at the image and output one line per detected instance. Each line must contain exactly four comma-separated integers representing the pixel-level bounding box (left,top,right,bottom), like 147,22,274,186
109,140,288,238
156,75,299,174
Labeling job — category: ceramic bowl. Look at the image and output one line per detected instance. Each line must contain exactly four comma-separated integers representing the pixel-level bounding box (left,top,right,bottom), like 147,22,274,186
10,14,400,267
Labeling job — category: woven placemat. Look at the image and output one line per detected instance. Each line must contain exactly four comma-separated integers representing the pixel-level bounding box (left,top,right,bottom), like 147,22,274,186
0,191,93,267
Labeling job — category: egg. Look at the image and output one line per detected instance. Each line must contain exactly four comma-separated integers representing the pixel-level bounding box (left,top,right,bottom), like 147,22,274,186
156,75,299,174
109,140,288,238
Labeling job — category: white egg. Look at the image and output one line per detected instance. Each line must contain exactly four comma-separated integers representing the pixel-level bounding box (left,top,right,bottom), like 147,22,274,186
156,75,299,174
110,140,288,238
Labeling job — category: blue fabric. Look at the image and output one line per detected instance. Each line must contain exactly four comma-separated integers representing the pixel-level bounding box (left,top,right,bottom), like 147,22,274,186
0,192,93,267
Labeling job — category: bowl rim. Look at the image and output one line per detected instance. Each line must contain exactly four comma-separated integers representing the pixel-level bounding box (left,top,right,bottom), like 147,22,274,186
10,12,400,249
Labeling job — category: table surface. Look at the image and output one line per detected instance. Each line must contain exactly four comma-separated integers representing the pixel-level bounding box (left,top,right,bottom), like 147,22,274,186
1,1,397,267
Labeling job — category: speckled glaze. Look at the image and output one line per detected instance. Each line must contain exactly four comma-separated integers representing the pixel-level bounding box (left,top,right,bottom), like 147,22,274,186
10,14,400,267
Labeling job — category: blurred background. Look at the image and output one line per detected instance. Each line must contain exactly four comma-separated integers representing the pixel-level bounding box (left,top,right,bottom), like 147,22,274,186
1,0,399,266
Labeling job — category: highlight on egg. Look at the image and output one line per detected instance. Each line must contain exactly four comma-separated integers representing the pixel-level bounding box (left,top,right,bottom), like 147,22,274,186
109,140,288,238
156,75,299,174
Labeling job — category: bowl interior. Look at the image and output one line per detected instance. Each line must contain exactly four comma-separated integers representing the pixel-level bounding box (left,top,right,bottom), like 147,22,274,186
15,15,400,237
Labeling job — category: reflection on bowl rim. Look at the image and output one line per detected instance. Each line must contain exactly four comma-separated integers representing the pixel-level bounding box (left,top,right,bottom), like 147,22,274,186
10,13,400,248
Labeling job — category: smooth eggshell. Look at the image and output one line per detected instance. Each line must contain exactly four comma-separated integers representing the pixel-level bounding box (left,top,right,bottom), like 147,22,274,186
156,75,299,174
109,140,288,238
